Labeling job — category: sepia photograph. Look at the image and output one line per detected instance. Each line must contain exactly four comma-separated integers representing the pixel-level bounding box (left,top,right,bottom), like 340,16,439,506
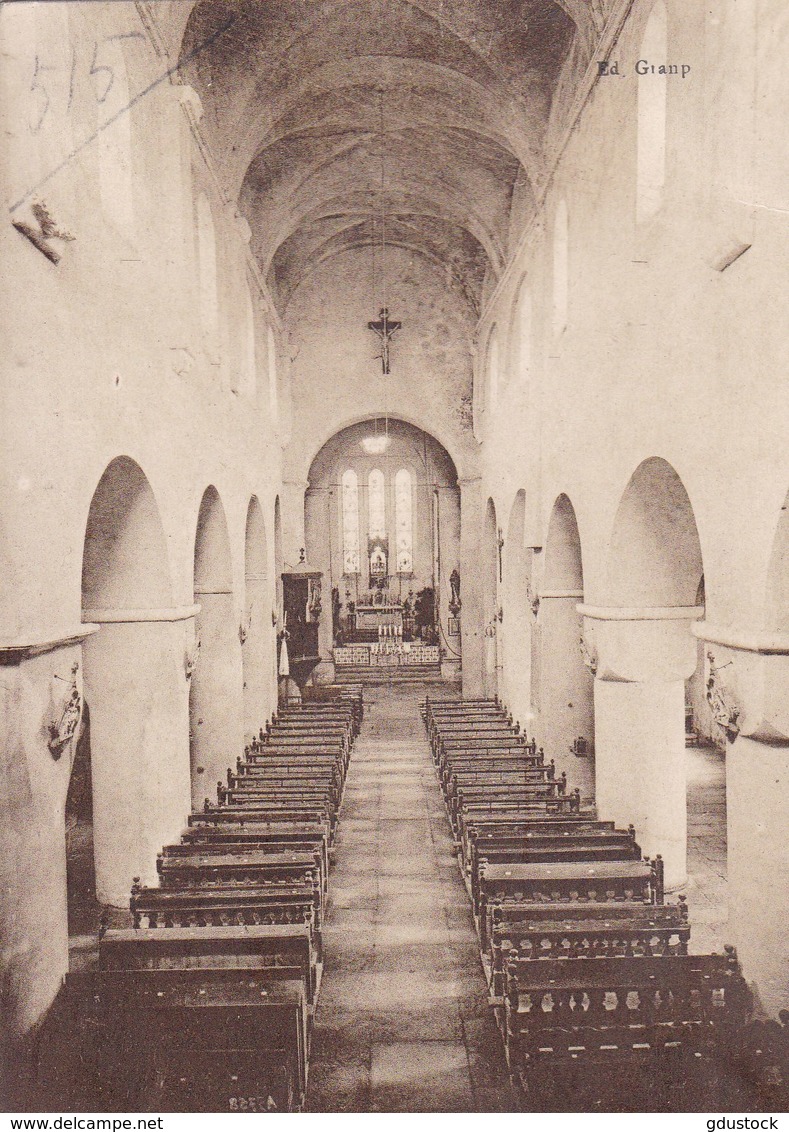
0,0,787,1118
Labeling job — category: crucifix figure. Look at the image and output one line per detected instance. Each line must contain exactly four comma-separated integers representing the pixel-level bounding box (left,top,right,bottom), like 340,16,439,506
367,307,401,375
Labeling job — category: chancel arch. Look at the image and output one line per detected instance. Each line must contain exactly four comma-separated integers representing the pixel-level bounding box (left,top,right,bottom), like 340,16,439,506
539,493,594,797
595,457,705,889
304,419,461,684
190,486,242,809
81,456,190,906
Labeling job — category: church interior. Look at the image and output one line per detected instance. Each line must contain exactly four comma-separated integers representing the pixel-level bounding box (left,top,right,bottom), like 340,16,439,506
1,0,787,1114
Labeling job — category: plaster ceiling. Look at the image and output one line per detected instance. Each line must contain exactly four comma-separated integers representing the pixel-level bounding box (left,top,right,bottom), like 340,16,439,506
174,0,592,313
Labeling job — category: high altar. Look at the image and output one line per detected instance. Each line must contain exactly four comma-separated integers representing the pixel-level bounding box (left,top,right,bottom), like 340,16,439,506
355,603,404,633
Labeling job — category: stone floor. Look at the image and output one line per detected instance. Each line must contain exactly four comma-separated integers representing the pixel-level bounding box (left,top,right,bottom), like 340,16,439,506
684,741,729,955
304,684,517,1112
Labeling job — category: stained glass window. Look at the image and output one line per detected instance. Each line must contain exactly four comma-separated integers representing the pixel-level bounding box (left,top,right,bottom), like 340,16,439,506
342,469,360,574
368,469,386,539
395,469,413,574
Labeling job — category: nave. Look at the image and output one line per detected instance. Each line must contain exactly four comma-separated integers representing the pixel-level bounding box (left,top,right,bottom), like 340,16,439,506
25,680,787,1115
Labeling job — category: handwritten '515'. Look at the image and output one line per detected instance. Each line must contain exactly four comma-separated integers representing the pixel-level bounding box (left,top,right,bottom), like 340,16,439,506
30,32,145,134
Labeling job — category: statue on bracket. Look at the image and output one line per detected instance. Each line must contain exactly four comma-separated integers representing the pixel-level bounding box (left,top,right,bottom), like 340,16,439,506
706,651,740,742
449,568,461,616
47,661,82,759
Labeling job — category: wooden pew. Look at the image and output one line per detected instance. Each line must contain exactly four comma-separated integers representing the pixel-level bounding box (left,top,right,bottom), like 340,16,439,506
193,804,332,836
447,775,565,829
130,878,323,949
180,822,331,874
155,849,321,896
451,783,567,835
489,900,690,996
467,822,640,876
503,949,752,1111
99,922,319,1004
469,833,643,910
231,767,342,799
217,783,337,810
61,683,359,1114
459,812,601,868
477,857,664,948
438,754,548,782
50,968,309,1112
161,840,329,897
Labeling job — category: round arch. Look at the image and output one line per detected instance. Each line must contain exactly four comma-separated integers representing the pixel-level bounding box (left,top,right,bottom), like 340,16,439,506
295,410,468,487
540,493,593,797
82,456,172,611
607,456,704,607
600,457,706,891
303,418,461,682
190,485,242,809
81,457,189,907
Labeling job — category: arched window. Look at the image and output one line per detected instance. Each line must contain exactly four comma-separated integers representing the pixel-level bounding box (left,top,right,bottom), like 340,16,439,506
395,469,414,574
368,469,386,539
637,1,668,223
552,199,569,335
197,193,218,342
342,470,360,574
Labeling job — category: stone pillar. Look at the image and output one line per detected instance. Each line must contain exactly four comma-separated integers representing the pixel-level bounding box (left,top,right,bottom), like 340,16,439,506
191,592,244,813
459,476,484,696
581,605,702,891
0,631,90,1040
82,607,194,906
692,622,789,1016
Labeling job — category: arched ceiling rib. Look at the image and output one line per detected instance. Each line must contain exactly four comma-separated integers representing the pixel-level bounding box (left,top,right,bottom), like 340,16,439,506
175,0,581,313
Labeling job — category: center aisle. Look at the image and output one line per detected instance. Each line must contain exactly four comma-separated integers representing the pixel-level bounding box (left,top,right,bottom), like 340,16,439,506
305,683,516,1113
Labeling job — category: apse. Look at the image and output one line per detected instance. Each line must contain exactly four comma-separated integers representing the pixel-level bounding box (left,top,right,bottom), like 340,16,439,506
304,418,461,681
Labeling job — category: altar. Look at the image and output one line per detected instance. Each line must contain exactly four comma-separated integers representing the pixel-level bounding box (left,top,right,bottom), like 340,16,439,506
354,604,404,633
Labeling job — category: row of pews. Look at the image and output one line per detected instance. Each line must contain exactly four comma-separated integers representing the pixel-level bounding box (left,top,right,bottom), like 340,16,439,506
36,685,363,1113
422,694,789,1113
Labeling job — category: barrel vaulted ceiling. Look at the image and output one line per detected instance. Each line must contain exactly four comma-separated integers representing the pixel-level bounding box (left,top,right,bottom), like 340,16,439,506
168,0,606,314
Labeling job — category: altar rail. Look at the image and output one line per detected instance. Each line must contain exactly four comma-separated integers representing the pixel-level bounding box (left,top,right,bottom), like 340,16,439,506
334,644,440,667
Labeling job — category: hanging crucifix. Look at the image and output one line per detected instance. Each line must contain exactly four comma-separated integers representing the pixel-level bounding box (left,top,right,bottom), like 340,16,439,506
367,307,401,375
